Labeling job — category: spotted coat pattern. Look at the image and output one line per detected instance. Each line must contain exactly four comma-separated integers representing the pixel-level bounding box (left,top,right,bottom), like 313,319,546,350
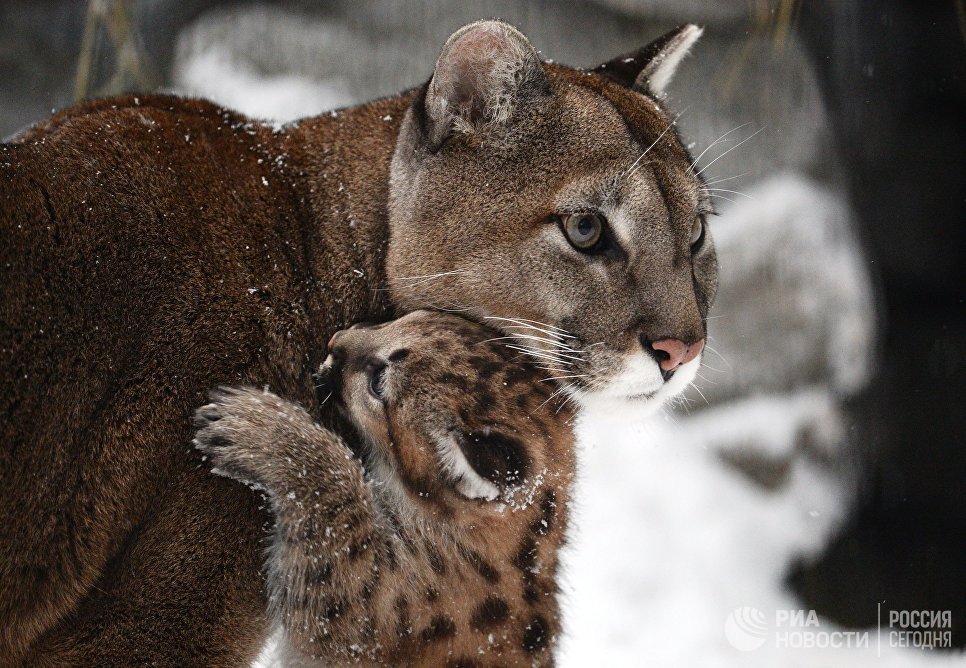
194,312,576,666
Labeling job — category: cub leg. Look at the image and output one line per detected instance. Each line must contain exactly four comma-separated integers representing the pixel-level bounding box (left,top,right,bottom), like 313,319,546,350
194,387,385,664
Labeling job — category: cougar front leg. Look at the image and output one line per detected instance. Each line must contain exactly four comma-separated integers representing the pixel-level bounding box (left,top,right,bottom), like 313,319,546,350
193,388,385,663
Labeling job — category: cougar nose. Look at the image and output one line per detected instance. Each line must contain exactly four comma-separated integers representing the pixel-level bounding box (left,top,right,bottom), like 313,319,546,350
647,337,705,373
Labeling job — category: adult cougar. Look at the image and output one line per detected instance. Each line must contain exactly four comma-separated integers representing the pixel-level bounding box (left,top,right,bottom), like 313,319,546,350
0,20,715,664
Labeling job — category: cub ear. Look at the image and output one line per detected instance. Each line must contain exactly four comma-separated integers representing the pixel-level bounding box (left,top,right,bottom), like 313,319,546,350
591,24,703,97
424,20,549,147
434,428,531,500
454,428,529,488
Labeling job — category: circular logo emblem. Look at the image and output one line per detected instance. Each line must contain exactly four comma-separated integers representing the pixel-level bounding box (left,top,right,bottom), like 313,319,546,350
724,606,769,651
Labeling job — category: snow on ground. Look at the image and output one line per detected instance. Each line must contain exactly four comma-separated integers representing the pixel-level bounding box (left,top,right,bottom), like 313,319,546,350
561,395,957,667
174,27,958,668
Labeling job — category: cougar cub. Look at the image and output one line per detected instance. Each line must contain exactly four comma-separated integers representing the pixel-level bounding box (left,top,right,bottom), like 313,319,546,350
194,311,575,665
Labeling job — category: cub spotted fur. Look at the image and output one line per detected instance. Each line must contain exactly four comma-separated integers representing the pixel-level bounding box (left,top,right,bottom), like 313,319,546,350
194,311,574,665
1,19,714,663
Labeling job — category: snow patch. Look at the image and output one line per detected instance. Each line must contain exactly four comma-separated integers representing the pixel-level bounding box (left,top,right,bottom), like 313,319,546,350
173,48,351,123
557,393,948,666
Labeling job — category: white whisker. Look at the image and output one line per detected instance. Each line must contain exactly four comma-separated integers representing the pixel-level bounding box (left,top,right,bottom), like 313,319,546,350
689,382,710,406
706,188,752,199
534,382,572,413
621,108,688,181
393,269,467,282
704,343,732,369
702,172,749,186
391,270,467,290
489,334,586,354
694,371,718,385
481,333,584,354
372,270,469,293
539,374,589,383
503,345,574,365
689,123,752,172
556,386,581,415
696,127,764,176
510,344,584,362
698,361,726,374
483,316,575,340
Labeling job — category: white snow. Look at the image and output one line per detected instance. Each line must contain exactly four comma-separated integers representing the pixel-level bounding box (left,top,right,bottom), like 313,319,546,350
557,394,956,666
173,48,352,124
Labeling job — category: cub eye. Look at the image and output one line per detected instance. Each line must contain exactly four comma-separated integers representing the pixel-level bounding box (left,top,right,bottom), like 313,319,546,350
368,363,388,400
562,212,605,251
689,216,706,251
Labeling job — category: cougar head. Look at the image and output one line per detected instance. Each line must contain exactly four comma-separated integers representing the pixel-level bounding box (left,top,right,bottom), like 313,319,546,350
388,20,716,415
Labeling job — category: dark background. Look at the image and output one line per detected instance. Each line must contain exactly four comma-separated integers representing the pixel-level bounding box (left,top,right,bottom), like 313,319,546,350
791,0,965,631
2,0,963,645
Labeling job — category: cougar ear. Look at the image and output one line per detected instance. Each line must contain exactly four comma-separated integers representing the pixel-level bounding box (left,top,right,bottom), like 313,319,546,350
592,24,703,96
424,20,549,147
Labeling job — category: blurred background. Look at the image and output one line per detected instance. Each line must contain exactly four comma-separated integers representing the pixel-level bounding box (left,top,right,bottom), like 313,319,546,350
2,0,962,664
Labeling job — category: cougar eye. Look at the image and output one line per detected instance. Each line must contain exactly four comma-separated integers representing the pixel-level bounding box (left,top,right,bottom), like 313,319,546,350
562,212,605,251
689,217,706,251
368,362,388,400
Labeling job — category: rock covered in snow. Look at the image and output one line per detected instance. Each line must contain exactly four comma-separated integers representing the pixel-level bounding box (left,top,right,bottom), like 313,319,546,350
689,174,876,407
172,6,358,120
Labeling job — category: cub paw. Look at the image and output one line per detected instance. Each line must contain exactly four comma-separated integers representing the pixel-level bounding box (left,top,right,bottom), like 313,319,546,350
192,386,286,489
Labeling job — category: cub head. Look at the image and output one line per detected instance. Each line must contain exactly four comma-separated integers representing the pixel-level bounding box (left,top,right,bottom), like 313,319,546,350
388,21,717,415
315,310,573,509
